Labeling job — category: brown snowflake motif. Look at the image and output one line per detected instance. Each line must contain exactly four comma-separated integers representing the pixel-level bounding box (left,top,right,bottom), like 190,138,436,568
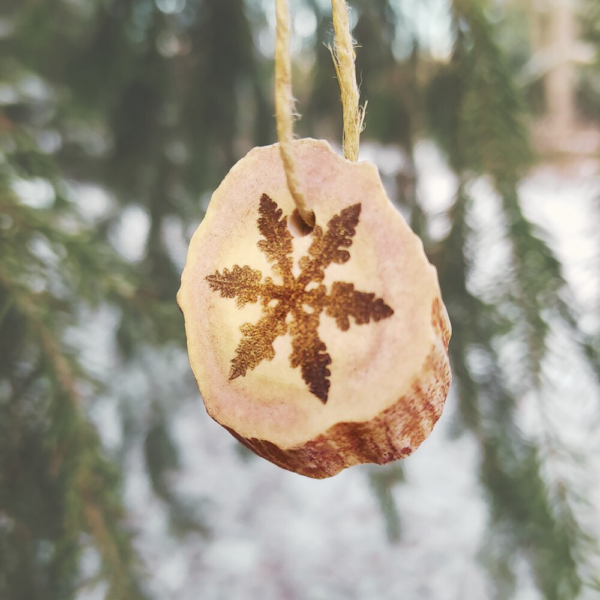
206,194,394,403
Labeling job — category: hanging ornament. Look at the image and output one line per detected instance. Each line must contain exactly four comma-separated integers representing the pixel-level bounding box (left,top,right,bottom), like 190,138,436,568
178,0,451,479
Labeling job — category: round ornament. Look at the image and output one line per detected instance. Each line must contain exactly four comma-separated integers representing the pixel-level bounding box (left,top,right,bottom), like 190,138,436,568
178,138,451,478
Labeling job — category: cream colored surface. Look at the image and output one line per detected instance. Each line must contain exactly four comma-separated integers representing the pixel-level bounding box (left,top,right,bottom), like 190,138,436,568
178,139,445,449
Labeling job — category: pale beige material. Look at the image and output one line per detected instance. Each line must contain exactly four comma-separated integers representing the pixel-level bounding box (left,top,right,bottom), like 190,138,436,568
178,140,451,479
331,0,365,162
275,0,314,228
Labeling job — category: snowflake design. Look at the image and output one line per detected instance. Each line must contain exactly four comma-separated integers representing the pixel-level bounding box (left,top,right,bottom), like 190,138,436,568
206,194,394,403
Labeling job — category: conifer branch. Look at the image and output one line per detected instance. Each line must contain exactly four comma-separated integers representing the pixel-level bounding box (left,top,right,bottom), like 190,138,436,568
427,1,600,594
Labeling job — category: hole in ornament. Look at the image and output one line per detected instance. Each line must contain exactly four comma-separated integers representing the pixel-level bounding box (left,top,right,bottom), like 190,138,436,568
302,304,315,314
288,209,315,238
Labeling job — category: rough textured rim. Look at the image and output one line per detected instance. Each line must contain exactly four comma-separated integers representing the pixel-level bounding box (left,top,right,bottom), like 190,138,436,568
221,298,451,479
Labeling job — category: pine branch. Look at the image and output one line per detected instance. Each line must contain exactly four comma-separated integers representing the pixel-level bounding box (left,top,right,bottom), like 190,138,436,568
428,6,600,571
0,265,148,600
432,186,583,599
0,123,154,598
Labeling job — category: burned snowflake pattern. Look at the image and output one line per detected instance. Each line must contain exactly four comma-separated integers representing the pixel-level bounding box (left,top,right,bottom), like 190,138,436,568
206,194,394,403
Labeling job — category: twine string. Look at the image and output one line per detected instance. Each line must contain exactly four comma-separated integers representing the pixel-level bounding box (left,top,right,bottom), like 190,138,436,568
274,0,363,227
330,0,365,163
275,0,315,228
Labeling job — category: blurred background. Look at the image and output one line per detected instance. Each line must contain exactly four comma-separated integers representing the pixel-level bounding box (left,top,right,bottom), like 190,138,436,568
1,0,600,598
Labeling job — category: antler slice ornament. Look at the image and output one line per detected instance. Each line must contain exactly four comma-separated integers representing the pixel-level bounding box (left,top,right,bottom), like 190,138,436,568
178,139,451,478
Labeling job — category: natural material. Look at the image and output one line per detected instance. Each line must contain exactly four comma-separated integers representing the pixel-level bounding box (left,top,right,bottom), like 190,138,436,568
178,139,451,478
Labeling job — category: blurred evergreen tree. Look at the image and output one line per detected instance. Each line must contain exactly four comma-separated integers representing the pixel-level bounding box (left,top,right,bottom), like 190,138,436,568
0,106,149,600
0,0,263,596
426,0,599,596
1,0,599,598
